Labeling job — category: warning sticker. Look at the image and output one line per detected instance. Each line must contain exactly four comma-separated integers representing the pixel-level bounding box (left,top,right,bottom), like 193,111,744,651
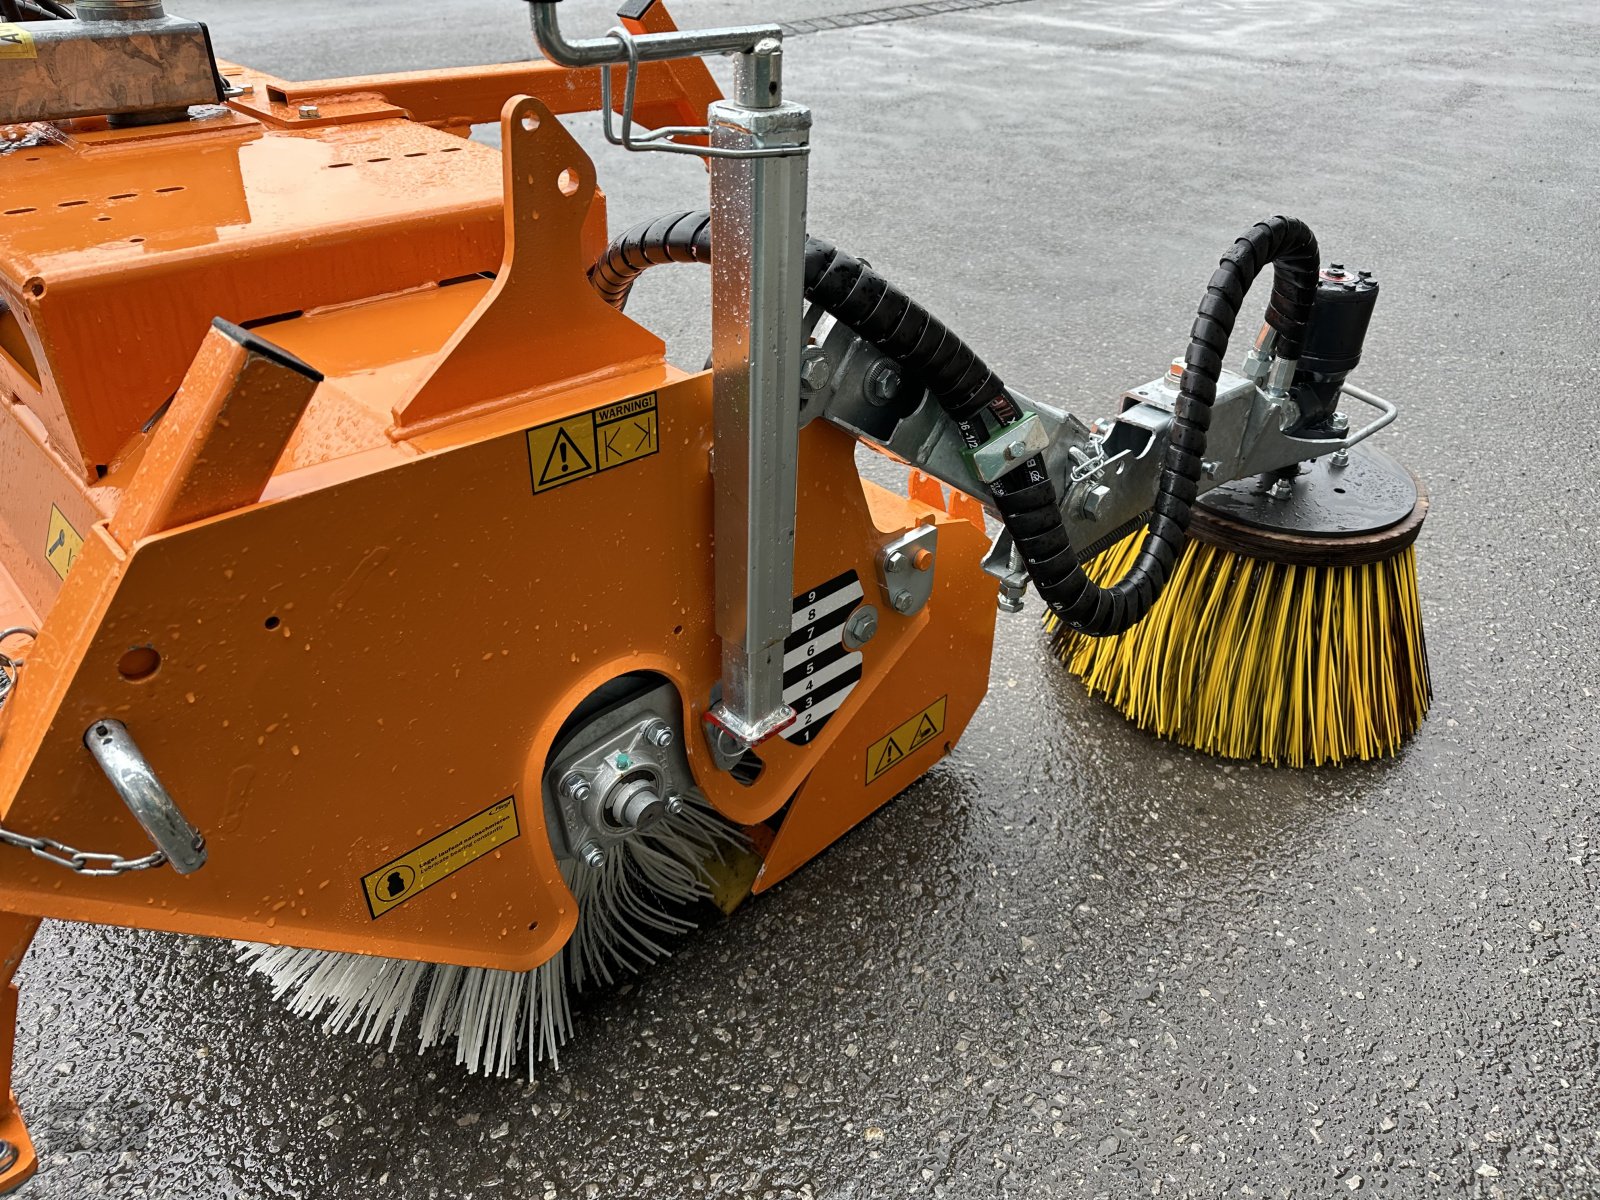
44,504,83,581
865,696,948,784
525,392,658,494
0,25,36,60
361,796,521,919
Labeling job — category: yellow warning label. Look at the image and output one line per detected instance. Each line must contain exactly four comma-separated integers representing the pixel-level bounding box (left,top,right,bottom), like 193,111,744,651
526,392,658,494
865,695,948,784
0,24,36,60
44,504,83,581
361,796,521,919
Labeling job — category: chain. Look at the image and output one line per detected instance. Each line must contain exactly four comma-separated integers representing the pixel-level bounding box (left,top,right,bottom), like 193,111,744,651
0,628,170,876
0,826,167,876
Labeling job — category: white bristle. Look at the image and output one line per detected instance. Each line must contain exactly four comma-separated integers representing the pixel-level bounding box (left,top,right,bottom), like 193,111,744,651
236,798,744,1078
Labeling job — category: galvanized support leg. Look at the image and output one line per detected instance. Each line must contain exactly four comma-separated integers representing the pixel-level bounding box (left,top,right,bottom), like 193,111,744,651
524,6,811,752
706,50,812,748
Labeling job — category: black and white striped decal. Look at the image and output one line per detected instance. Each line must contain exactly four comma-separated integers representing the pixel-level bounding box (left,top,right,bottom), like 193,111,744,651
782,570,865,745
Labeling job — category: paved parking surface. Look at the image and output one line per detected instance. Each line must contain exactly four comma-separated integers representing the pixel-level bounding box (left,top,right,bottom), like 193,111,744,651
13,1,1600,1196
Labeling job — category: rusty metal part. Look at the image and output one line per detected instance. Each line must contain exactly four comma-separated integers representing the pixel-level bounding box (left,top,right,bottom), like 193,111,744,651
0,14,224,126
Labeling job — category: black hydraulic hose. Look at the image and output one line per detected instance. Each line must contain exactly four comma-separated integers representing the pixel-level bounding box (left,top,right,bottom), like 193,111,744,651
590,212,1320,636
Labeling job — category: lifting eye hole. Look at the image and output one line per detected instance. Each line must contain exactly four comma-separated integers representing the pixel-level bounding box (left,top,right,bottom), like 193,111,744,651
521,113,539,133
263,616,281,631
557,168,579,197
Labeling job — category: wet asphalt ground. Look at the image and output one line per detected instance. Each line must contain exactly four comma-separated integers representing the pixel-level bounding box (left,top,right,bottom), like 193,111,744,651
13,0,1600,1196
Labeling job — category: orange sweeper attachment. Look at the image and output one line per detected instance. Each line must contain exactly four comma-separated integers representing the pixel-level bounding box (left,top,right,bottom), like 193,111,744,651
0,1,1429,1189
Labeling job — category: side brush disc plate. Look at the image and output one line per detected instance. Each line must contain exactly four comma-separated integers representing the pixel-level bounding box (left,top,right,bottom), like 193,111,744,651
1192,444,1428,567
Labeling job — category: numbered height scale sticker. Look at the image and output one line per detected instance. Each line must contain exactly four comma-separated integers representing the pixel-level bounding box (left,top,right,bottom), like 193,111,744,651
781,571,865,745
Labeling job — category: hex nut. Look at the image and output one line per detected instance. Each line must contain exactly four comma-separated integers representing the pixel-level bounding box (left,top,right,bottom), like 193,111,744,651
1081,484,1112,520
798,347,832,393
842,605,880,649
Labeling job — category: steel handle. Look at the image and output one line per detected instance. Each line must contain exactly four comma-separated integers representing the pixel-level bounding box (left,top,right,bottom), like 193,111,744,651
1338,382,1399,450
83,720,207,876
528,3,779,68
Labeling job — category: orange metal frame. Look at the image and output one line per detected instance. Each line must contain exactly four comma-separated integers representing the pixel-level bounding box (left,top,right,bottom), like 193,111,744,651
0,7,999,1191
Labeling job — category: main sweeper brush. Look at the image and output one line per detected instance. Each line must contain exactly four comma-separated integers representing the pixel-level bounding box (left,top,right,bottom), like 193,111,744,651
237,795,746,1074
0,1,1437,1187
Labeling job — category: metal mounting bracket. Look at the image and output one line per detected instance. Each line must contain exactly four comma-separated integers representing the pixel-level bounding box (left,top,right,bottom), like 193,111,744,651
969,412,1050,484
877,525,939,618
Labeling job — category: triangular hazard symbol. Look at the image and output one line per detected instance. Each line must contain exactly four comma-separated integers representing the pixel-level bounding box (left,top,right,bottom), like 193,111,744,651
875,736,904,774
538,428,593,486
910,713,938,749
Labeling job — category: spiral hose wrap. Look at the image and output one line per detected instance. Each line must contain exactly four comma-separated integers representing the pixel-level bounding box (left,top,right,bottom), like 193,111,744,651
589,212,1320,637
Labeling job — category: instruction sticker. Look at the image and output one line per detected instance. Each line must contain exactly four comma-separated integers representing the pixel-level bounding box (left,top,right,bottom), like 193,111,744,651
0,25,36,60
361,796,521,919
865,696,948,784
44,504,83,581
525,392,658,494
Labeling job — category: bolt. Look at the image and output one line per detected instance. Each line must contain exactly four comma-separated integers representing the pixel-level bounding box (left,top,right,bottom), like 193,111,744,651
912,548,934,572
892,589,915,614
997,585,1026,614
1331,448,1350,469
560,772,591,803
643,719,673,749
1328,262,1345,274
842,605,880,649
1167,357,1186,384
1004,439,1029,461
297,103,320,120
885,549,908,573
665,793,685,816
1081,484,1112,520
1328,410,1350,433
864,362,903,405
798,346,831,394
580,843,606,869
1268,478,1294,501
1202,459,1220,478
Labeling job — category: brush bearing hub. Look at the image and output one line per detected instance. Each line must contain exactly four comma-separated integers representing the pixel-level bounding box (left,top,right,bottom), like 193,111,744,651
1192,444,1428,567
543,680,701,863
602,773,670,834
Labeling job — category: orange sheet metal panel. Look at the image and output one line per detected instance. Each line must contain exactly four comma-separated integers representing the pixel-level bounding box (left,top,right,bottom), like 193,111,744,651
0,115,611,477
0,370,994,972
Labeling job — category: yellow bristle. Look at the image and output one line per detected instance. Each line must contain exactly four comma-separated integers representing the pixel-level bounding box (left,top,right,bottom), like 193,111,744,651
1045,533,1431,767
